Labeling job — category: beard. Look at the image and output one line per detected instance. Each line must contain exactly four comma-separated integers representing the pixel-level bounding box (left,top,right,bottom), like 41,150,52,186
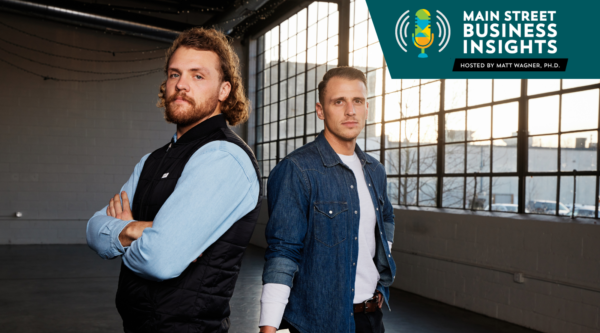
164,90,219,127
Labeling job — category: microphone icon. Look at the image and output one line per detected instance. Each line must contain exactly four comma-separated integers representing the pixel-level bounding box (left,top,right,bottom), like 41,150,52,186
412,9,434,58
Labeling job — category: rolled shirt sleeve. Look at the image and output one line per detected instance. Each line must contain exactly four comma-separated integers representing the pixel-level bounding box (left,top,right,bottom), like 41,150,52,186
122,141,260,281
262,157,310,288
86,153,150,259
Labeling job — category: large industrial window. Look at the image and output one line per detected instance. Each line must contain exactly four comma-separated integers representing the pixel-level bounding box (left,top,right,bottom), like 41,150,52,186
251,0,599,220
253,2,338,193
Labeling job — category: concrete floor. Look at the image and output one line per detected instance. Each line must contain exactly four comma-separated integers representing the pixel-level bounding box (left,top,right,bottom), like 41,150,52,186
0,244,540,333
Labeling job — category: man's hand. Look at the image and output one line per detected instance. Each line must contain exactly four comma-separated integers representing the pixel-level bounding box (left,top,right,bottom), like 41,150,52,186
118,221,153,247
107,191,134,221
259,326,277,333
377,291,384,308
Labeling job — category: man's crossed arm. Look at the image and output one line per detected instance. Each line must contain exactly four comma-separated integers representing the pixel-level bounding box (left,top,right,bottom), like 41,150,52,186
86,141,259,281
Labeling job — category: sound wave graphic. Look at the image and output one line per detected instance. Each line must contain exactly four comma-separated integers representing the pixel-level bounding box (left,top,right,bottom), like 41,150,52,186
396,9,451,53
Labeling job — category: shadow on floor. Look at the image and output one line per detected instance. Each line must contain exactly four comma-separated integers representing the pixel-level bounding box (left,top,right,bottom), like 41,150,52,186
0,244,539,333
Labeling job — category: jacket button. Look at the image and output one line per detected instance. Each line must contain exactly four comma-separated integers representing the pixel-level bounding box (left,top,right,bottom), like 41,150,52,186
353,262,356,266
350,185,354,189
355,237,358,240
329,211,333,214
351,313,353,316
376,208,379,211
388,254,391,257
368,184,371,186
354,211,358,214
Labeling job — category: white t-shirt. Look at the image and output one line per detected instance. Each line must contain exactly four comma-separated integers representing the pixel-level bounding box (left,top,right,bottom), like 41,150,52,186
259,152,392,328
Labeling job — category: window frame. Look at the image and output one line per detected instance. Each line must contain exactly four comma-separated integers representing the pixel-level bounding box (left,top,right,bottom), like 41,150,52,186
247,0,600,220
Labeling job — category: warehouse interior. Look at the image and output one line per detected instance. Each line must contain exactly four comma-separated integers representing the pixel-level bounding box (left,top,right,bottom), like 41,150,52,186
0,0,598,332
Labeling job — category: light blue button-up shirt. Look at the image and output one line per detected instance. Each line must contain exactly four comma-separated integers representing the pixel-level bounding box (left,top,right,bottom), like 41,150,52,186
86,135,259,281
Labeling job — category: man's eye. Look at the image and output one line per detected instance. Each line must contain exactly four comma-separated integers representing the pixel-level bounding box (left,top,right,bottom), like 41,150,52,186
335,100,343,105
169,73,179,78
195,75,203,79
354,100,363,104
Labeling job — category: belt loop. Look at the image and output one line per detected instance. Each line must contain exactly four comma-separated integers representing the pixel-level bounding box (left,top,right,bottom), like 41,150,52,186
363,299,369,314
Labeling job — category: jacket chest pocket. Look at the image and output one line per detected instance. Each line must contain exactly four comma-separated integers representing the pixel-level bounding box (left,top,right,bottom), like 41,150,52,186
313,202,348,247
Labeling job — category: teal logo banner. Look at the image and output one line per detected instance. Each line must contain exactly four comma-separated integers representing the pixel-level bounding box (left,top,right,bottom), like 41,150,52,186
366,0,600,78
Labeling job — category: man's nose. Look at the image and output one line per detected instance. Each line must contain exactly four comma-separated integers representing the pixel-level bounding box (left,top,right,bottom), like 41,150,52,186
176,76,190,92
345,103,356,116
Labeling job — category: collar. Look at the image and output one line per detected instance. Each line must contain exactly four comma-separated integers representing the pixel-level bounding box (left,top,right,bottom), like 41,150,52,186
315,130,372,168
171,114,227,145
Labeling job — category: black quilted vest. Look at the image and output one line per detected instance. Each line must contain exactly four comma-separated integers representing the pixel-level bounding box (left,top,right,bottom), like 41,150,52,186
115,114,262,333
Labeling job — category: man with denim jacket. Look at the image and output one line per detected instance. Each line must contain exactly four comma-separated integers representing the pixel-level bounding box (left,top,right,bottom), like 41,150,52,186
258,67,396,333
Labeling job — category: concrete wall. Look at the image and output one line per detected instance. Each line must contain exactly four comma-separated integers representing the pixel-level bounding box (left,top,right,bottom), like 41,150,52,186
0,12,174,244
249,204,600,333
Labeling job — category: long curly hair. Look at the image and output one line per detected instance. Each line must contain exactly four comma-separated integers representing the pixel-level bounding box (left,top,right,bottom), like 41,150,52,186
157,28,249,126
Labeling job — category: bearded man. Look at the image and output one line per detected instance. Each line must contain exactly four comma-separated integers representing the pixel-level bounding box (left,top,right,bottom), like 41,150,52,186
86,28,261,333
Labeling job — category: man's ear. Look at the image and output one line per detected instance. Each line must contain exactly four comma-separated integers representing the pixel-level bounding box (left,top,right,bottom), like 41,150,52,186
218,81,232,102
316,102,325,120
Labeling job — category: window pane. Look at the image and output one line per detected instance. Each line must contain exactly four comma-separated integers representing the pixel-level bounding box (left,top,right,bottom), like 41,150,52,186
445,111,465,142
279,120,287,139
385,121,400,148
467,176,489,210
560,176,596,217
493,138,517,172
561,131,598,171
385,68,402,93
400,119,418,146
420,115,438,144
467,141,490,173
562,79,600,89
263,105,271,123
494,79,521,101
385,149,400,174
467,106,491,140
354,0,368,23
400,147,418,174
279,140,287,158
420,146,437,174
419,177,437,207
295,115,304,137
529,95,559,135
443,177,464,208
368,150,380,161
387,177,399,205
354,21,368,49
329,11,339,37
403,79,419,89
421,81,440,115
445,143,465,174
367,69,384,98
401,86,419,118
366,124,381,150
491,177,519,211
367,43,383,70
384,92,401,121
399,177,417,205
528,79,560,95
368,96,382,124
493,102,519,138
529,135,558,172
526,176,560,215
468,79,492,106
353,47,367,71
445,79,467,110
561,89,599,132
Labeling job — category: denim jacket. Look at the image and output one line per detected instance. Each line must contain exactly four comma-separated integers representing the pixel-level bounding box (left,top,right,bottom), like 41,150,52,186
263,132,396,333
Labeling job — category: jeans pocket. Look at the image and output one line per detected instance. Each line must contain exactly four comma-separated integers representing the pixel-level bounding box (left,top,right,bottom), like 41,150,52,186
313,201,348,247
